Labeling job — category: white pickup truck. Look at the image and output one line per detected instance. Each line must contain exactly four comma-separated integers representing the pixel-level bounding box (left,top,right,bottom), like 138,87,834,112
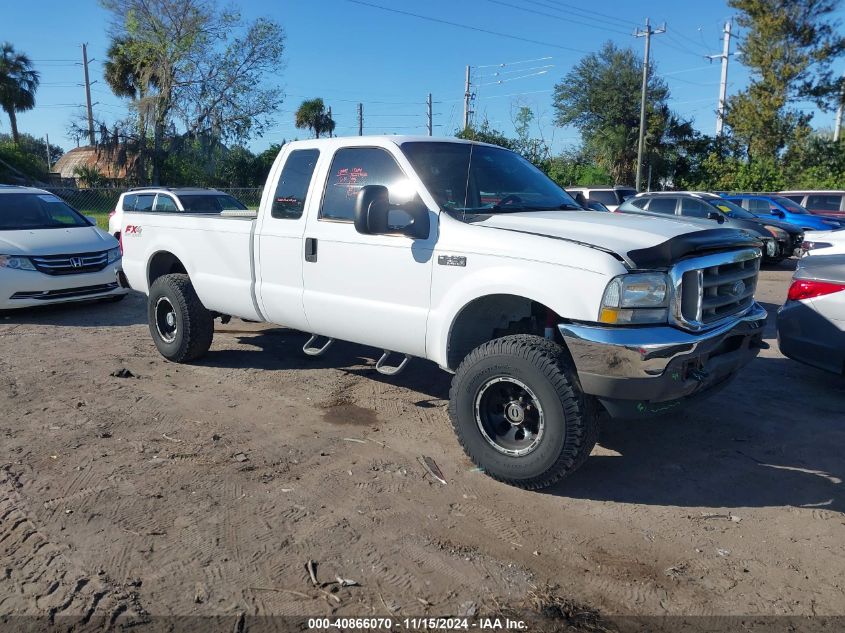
120,136,767,489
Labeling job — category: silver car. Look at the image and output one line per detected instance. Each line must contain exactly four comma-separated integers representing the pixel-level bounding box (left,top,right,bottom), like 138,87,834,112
777,254,845,375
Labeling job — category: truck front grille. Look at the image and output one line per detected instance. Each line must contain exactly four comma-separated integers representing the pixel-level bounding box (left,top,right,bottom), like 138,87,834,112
29,251,109,276
671,248,761,330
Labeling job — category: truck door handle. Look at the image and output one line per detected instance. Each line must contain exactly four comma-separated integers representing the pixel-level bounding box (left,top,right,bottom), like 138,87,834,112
304,237,318,263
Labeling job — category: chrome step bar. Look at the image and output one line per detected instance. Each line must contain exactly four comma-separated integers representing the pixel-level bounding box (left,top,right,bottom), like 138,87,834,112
375,350,411,376
303,335,334,356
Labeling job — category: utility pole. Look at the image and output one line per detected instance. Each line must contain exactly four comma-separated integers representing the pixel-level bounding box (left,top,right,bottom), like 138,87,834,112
634,18,665,191
708,21,732,136
834,73,844,142
327,106,333,138
463,65,473,130
81,43,95,146
44,134,51,171
357,103,363,136
427,93,433,136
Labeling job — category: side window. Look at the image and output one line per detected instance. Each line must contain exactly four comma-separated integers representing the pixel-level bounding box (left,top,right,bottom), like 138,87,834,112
271,149,320,219
747,198,771,213
153,195,178,212
782,195,804,204
680,198,712,218
321,147,408,222
589,190,619,206
646,197,678,214
806,194,843,212
627,198,648,209
135,194,155,211
122,194,138,211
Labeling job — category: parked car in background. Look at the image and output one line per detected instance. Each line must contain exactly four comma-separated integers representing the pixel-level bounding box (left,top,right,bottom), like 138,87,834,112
617,191,803,263
800,229,845,257
722,193,845,231
777,254,845,375
568,191,610,212
779,191,845,218
108,187,248,239
0,185,126,310
565,186,637,212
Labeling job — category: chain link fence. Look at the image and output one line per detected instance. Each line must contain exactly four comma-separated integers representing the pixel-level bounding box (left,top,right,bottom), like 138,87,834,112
44,186,264,215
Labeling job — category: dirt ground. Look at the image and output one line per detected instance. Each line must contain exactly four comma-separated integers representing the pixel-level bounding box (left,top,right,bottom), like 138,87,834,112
1,261,843,629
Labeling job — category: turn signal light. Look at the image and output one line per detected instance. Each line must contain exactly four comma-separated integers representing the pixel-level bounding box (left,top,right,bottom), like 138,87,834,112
787,279,845,302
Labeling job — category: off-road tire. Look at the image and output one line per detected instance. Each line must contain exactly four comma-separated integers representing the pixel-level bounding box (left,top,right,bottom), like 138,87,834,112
147,274,214,362
448,335,598,490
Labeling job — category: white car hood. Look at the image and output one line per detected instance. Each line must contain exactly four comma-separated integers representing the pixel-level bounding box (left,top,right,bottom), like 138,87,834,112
474,210,713,257
0,226,117,256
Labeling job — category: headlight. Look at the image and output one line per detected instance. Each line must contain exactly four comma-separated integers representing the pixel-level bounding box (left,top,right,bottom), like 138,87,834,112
106,247,121,264
763,225,788,240
598,272,669,325
0,255,36,271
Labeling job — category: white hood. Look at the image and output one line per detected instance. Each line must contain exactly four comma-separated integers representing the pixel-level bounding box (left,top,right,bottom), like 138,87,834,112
0,226,118,256
474,210,712,257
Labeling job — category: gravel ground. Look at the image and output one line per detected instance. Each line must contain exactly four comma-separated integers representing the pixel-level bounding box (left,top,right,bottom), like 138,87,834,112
1,260,843,628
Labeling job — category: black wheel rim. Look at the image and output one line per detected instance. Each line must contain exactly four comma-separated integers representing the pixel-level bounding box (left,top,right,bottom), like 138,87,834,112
154,297,178,343
474,376,545,456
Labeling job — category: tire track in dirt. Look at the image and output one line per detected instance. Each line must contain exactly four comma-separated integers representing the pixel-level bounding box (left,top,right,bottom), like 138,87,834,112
0,467,147,624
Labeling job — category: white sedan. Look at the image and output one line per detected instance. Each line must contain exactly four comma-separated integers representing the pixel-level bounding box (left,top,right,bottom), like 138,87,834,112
0,186,127,310
801,228,845,256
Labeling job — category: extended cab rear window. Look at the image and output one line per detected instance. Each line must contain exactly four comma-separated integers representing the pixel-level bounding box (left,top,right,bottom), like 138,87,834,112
271,149,320,219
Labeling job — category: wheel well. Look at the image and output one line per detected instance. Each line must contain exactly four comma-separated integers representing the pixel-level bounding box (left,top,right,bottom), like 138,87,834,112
446,294,562,370
148,251,188,287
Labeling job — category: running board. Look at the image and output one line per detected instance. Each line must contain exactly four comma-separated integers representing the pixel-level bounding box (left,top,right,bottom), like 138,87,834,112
303,335,334,356
375,350,411,376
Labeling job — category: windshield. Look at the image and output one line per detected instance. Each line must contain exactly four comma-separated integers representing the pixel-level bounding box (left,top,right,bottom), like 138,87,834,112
401,142,580,213
773,196,808,214
706,197,757,220
179,194,247,212
0,193,91,230
616,188,637,201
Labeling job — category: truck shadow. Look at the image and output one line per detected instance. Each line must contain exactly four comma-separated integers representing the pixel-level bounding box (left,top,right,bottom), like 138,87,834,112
552,356,845,512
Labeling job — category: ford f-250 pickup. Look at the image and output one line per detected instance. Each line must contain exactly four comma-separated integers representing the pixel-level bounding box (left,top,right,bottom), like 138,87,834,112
120,136,767,489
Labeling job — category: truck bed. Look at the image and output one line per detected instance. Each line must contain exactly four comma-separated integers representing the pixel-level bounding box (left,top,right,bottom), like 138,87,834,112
121,212,263,321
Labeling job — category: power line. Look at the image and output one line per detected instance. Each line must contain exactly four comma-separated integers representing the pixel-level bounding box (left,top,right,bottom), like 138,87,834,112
530,0,639,28
486,0,632,37
345,0,590,54
475,56,553,69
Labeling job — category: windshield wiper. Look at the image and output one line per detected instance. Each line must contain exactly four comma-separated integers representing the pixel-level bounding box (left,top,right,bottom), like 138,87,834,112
487,203,582,213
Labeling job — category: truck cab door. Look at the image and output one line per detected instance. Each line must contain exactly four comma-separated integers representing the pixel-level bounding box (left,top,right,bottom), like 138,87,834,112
301,146,436,357
255,147,322,331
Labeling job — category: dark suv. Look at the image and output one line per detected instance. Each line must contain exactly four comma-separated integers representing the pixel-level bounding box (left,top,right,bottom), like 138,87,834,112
617,192,804,263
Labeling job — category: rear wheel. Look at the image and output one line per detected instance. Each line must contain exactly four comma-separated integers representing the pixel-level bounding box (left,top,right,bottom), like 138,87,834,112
448,335,598,490
147,274,213,362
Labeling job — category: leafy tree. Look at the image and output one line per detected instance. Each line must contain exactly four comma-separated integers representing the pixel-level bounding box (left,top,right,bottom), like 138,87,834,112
511,106,551,166
455,119,514,149
725,0,845,158
0,43,40,145
294,99,335,138
73,165,108,188
553,42,673,186
100,0,285,184
0,132,63,167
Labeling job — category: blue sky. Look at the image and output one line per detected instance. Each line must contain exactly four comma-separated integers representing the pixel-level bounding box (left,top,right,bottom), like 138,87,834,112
4,0,844,154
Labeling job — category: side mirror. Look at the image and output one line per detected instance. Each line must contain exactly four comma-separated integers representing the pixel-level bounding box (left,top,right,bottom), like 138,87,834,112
771,209,785,218
354,185,431,240
707,211,725,223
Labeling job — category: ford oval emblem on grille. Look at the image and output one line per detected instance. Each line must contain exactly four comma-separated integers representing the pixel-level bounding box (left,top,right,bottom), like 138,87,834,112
70,257,83,268
729,280,746,297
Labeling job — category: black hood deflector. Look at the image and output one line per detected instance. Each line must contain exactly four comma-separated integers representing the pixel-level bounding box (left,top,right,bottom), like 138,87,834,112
626,228,762,269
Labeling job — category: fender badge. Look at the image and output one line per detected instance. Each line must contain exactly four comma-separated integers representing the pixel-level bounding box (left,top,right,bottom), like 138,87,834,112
437,255,467,267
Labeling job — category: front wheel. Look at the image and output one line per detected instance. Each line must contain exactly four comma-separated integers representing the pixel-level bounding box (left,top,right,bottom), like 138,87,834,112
448,335,598,490
147,273,214,362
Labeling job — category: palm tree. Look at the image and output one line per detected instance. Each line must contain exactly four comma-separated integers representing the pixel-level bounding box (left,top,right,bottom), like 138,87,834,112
294,98,335,138
0,43,40,145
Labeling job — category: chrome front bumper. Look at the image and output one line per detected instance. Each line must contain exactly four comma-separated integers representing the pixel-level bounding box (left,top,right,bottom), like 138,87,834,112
559,302,768,417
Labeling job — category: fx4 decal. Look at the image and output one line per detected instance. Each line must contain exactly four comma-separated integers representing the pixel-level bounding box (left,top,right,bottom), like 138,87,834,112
124,225,143,236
